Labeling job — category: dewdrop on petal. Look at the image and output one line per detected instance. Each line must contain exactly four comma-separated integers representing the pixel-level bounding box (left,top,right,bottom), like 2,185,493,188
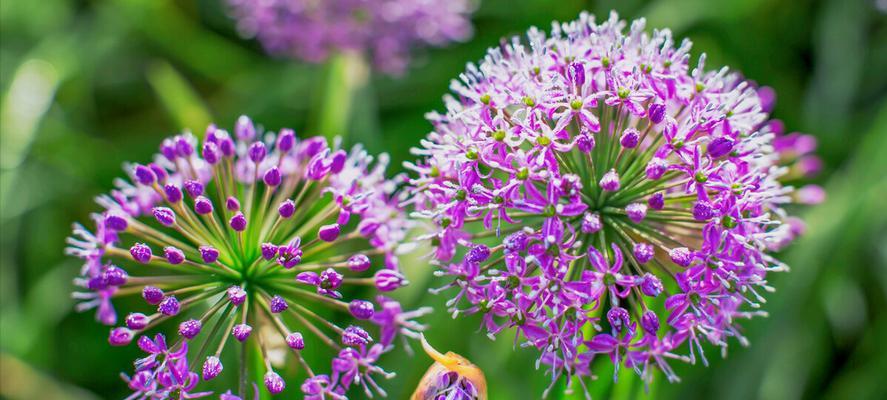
412,334,486,400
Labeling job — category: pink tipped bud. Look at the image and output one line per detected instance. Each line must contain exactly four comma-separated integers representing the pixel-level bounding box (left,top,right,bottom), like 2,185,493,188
202,356,223,381
286,332,305,350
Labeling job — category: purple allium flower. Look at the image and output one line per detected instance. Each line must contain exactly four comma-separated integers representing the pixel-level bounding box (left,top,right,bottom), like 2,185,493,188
405,12,820,395
227,0,476,75
163,246,185,265
65,117,422,398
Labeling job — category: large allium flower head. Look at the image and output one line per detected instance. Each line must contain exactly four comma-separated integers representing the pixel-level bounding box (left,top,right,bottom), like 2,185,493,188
66,116,428,398
406,12,821,395
227,0,476,74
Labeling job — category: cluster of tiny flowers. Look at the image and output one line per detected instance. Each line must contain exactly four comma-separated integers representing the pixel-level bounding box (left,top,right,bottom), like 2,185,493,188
227,0,475,74
67,117,431,398
405,12,822,397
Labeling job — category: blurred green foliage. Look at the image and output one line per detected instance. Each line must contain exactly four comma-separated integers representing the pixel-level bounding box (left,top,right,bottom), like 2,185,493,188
1,0,885,399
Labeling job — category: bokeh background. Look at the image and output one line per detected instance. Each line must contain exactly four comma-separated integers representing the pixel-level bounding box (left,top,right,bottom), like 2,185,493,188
1,0,885,399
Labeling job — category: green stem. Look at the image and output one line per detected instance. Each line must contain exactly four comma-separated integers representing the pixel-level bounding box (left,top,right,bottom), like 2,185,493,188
314,52,369,141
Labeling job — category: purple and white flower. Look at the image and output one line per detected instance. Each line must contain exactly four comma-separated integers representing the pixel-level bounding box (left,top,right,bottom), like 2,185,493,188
228,0,476,74
67,117,424,397
406,12,820,396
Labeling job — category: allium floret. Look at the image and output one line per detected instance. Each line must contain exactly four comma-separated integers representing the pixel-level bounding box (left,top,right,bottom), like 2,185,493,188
227,0,476,74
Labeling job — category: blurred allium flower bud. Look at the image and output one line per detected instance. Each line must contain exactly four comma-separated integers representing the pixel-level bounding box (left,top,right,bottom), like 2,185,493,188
67,117,427,398
227,0,476,74
404,12,821,397
412,335,486,400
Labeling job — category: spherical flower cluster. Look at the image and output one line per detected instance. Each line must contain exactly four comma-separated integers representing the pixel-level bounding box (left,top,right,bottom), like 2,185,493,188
67,117,429,398
406,12,822,395
227,0,476,74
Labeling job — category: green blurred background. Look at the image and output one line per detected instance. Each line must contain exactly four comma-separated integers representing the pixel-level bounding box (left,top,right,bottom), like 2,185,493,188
1,0,885,399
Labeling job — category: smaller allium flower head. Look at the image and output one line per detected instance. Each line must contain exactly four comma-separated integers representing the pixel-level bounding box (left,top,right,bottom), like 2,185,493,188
66,117,424,398
226,0,476,74
412,335,486,400
405,11,821,396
